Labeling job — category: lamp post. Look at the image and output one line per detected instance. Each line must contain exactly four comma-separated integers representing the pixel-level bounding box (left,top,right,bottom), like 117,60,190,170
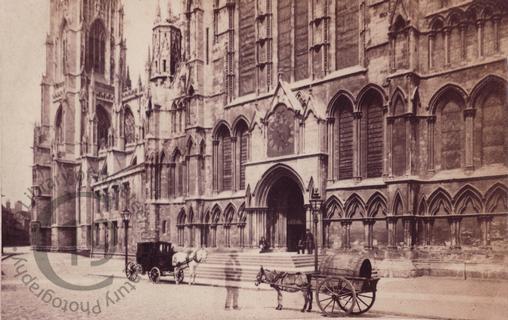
121,208,131,272
309,189,323,273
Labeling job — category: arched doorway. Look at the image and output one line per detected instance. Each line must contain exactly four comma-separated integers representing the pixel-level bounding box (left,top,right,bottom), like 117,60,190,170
267,177,306,251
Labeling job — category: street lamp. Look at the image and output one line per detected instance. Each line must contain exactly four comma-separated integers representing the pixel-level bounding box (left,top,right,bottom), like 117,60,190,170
309,189,323,273
121,208,131,272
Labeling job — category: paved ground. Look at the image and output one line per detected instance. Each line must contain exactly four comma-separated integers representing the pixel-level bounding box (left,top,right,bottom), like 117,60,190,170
1,247,507,320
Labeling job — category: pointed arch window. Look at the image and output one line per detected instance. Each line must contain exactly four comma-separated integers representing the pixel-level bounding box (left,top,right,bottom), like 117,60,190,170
56,21,68,80
392,15,409,70
187,209,195,247
170,149,185,197
88,20,106,74
177,209,186,246
214,124,232,192
391,96,407,176
332,96,354,180
360,91,384,178
474,83,506,166
235,120,249,190
96,105,110,150
55,106,64,144
429,20,445,70
435,91,464,170
124,107,135,144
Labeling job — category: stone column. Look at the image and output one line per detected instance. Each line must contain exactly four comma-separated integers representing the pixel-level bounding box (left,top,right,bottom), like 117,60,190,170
428,33,435,69
424,217,432,246
95,191,101,215
387,216,397,249
231,136,237,191
494,16,501,52
403,216,414,248
477,20,484,58
409,28,416,70
353,111,362,180
327,117,335,181
480,216,492,247
195,224,202,247
449,217,457,248
103,189,109,213
427,116,436,172
212,140,219,192
464,108,475,170
112,185,119,211
386,117,394,177
460,24,466,59
341,221,351,249
444,27,451,66
364,219,374,249
99,223,105,250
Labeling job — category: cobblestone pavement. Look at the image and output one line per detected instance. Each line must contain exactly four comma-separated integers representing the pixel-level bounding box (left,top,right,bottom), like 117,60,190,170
2,248,506,320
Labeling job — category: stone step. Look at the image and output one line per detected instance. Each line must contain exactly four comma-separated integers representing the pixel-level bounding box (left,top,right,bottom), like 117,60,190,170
182,252,322,284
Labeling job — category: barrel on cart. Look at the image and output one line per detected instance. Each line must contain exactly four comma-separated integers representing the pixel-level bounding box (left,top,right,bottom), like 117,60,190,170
312,255,379,317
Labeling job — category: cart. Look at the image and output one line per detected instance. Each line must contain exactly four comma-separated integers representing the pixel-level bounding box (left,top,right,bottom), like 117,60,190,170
125,241,185,284
254,254,379,317
312,255,380,317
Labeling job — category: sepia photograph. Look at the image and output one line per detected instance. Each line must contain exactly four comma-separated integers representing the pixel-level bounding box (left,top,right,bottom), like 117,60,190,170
1,0,507,319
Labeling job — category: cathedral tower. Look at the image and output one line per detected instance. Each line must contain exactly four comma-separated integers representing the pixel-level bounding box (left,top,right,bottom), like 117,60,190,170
32,0,126,252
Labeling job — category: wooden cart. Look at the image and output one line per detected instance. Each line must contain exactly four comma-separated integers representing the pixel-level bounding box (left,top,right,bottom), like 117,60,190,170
312,255,380,317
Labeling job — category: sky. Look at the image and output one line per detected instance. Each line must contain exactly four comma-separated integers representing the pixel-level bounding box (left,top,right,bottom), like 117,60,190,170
0,0,180,207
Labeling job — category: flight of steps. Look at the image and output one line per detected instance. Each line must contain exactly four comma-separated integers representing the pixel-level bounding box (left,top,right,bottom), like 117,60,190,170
184,252,325,286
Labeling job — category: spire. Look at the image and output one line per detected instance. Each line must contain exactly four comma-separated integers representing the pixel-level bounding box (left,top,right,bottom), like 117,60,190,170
154,0,161,24
125,66,132,89
145,45,151,69
166,0,175,23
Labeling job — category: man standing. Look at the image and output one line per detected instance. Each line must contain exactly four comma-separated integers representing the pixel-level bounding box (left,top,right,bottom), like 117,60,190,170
304,229,314,255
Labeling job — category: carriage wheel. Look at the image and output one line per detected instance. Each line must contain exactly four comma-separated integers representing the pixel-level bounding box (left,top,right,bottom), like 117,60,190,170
174,268,184,284
148,267,161,284
125,262,139,282
345,290,376,315
316,276,356,317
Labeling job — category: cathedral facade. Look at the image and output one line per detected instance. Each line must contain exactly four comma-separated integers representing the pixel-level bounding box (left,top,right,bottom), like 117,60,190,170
32,0,507,269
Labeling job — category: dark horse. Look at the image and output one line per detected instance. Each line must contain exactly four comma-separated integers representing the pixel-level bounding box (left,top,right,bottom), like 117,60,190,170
254,266,312,312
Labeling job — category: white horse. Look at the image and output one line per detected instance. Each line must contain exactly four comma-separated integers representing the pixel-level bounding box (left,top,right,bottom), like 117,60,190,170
172,247,208,285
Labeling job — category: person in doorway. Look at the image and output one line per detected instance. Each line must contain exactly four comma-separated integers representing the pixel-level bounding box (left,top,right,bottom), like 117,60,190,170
259,236,270,253
304,229,314,255
297,237,305,254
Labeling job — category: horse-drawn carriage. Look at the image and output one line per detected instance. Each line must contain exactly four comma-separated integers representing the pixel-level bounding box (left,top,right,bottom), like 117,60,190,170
255,254,379,317
125,241,207,284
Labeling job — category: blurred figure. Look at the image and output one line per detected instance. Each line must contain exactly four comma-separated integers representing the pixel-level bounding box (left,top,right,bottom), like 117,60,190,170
304,229,314,255
259,236,270,253
224,254,241,310
297,237,305,254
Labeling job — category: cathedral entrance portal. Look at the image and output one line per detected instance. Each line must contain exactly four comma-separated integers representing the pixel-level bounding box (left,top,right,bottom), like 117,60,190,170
267,177,306,251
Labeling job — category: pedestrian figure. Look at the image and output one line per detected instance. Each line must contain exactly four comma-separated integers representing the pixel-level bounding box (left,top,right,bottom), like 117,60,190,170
259,236,270,253
297,237,305,254
304,229,314,255
224,254,241,310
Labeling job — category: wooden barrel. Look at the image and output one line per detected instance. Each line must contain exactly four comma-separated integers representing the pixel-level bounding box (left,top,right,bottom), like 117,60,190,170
319,254,373,278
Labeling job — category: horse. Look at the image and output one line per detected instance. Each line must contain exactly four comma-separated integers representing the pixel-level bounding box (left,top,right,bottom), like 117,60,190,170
172,248,208,285
255,266,312,312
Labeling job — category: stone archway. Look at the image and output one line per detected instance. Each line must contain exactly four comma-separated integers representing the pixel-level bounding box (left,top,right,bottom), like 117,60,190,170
267,177,306,251
252,164,307,251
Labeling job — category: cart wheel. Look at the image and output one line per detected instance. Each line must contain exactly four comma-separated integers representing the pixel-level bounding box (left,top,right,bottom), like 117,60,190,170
316,276,356,317
346,290,376,315
149,267,161,284
125,262,139,282
174,268,184,284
